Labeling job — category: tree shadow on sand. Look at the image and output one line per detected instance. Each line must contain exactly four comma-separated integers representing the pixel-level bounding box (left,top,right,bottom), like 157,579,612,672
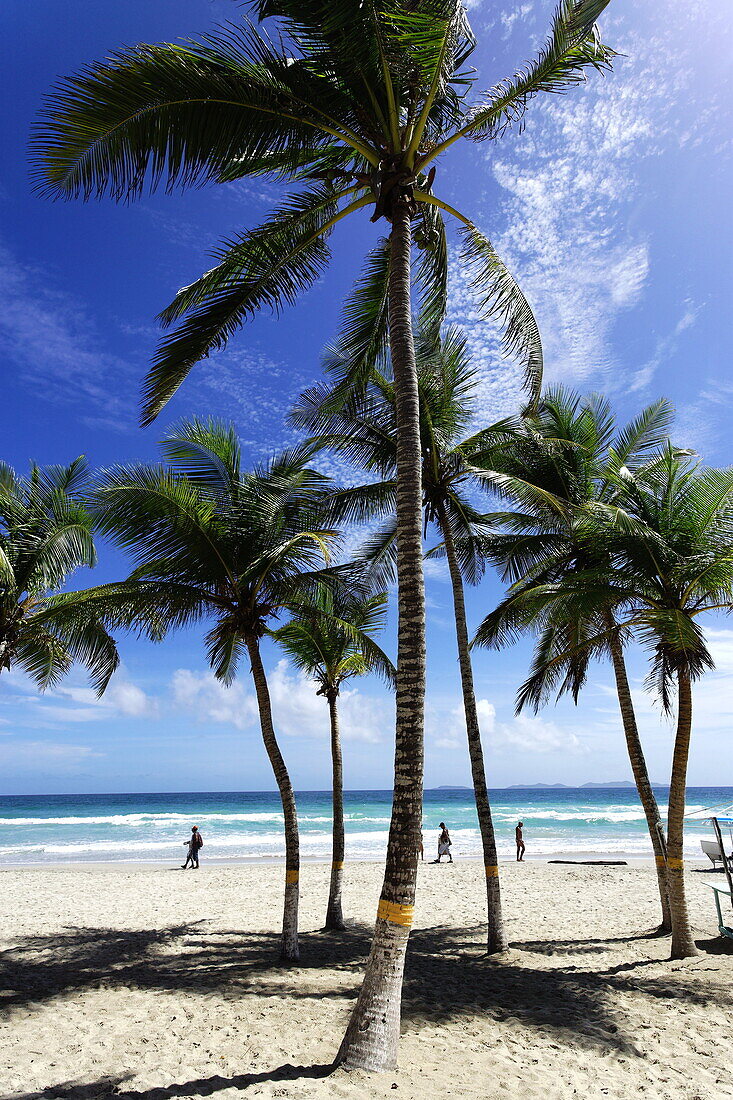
3,921,731,1099
10,1063,336,1100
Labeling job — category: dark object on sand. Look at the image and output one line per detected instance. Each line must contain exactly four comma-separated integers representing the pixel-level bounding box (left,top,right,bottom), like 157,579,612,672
548,859,627,866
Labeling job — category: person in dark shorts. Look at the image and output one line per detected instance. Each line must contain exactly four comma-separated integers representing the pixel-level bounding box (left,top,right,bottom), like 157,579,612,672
182,825,203,869
515,821,525,862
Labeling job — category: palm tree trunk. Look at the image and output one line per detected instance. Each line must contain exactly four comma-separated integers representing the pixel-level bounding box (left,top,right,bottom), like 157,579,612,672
437,499,506,953
338,196,426,1071
667,666,698,958
605,613,671,932
246,635,300,962
325,689,346,931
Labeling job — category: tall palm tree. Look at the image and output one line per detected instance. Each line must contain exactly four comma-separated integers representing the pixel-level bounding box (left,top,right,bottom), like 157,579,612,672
0,458,118,693
32,0,615,1068
472,389,675,931
274,586,394,930
293,327,519,953
83,420,337,961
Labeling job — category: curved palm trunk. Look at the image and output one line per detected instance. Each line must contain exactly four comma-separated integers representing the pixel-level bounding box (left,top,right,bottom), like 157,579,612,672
437,500,506,953
325,689,346,931
667,667,698,958
605,614,671,932
338,198,426,1071
246,635,300,962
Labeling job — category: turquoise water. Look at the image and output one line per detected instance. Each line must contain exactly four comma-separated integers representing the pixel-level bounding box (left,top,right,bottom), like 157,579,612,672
1,788,730,864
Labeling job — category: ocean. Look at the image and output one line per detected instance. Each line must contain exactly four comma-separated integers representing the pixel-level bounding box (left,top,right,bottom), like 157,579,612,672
1,787,731,865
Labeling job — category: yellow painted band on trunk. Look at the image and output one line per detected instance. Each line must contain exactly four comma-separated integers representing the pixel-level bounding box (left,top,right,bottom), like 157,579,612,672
485,865,499,877
332,860,344,870
655,856,667,867
285,869,299,885
667,857,684,870
377,898,414,927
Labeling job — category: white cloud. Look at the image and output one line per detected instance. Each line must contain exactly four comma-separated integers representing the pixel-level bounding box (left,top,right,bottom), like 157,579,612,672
630,302,700,393
0,671,157,728
171,669,259,730
171,661,389,744
431,698,496,751
672,380,733,459
499,5,532,38
428,695,586,757
268,661,389,743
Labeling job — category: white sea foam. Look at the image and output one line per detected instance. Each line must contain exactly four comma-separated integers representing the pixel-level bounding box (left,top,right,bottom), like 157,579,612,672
0,811,289,827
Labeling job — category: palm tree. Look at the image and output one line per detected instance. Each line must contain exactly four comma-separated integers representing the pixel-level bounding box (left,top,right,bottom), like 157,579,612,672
477,439,733,958
0,458,118,693
293,327,519,953
273,586,394,930
32,0,615,1067
83,419,337,961
589,447,733,958
472,389,675,931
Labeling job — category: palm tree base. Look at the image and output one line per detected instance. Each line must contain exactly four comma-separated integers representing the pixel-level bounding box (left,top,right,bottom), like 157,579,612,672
336,916,410,1071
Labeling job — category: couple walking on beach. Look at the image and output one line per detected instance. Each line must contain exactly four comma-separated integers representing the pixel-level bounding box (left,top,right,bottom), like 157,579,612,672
181,825,203,869
425,819,526,863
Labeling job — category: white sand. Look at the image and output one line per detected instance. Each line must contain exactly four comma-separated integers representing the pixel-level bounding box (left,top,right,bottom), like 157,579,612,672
1,860,731,1099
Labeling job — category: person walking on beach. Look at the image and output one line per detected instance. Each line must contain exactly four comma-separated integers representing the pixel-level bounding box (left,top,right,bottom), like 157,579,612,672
433,822,453,863
515,821,525,862
182,825,203,869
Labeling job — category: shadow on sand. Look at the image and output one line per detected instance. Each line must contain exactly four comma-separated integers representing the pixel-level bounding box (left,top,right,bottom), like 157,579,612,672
3,920,731,1099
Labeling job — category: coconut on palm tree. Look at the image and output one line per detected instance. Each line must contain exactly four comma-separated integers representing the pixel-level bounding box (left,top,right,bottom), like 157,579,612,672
274,586,394,930
293,327,520,952
32,0,615,1068
472,388,676,931
0,458,118,694
82,420,337,961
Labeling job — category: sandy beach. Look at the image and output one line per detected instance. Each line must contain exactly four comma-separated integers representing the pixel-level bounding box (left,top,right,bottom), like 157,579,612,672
2,859,731,1100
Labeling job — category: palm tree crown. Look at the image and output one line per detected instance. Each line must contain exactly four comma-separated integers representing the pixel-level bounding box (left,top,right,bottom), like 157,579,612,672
32,0,613,423
274,586,394,700
87,419,337,674
473,386,676,708
292,326,516,582
0,458,118,693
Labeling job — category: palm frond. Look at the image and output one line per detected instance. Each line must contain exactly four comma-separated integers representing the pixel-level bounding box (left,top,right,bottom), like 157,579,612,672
143,184,360,423
459,224,543,403
457,0,614,144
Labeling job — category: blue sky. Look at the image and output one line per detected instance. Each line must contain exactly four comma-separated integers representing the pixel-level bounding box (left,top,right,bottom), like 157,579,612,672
1,0,732,794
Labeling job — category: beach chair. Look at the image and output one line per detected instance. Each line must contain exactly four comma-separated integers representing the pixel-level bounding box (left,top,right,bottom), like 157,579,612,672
704,882,733,940
701,838,727,867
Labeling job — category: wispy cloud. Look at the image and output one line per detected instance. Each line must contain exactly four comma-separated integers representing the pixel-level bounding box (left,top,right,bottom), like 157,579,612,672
0,241,140,432
0,739,103,772
629,302,700,393
447,1,727,418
